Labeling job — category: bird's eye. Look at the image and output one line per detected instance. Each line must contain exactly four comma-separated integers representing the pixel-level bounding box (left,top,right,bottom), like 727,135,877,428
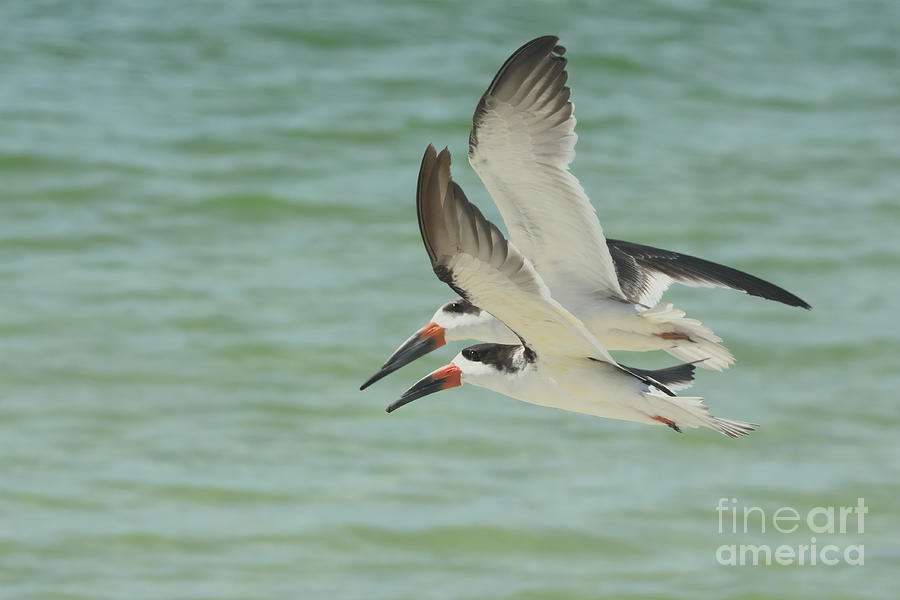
446,300,467,313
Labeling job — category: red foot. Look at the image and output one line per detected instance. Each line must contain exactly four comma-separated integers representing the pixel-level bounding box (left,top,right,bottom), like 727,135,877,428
652,415,682,432
655,332,690,340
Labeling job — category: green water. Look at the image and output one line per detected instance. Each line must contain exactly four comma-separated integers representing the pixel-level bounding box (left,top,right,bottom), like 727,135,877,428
2,0,899,598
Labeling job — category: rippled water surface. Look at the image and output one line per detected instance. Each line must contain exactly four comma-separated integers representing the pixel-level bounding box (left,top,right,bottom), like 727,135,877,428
2,1,899,598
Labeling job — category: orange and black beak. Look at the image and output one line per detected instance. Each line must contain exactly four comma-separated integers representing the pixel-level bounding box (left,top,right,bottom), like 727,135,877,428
385,363,462,413
360,322,446,390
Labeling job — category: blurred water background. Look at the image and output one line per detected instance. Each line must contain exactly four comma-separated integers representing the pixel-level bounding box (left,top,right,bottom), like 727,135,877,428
1,0,899,598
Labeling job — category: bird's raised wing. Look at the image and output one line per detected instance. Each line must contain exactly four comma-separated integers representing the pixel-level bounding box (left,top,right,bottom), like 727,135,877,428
606,239,812,309
468,35,626,306
418,145,617,364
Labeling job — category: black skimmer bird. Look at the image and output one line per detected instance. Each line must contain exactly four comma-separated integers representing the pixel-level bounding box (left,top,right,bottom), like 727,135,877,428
386,145,756,437
360,36,808,390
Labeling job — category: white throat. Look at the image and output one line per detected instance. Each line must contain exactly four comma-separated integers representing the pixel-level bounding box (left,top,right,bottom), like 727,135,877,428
433,309,520,344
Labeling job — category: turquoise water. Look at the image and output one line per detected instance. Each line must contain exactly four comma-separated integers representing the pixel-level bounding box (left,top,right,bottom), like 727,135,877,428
2,0,899,597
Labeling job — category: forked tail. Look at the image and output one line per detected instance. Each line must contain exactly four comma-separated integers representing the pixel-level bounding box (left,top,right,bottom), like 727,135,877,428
642,391,757,438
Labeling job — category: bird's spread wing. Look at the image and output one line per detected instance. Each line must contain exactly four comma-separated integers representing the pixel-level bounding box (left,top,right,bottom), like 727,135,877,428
418,145,617,364
468,35,626,305
607,239,812,309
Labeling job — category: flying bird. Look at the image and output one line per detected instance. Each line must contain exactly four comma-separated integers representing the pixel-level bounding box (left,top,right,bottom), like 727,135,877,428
361,35,808,390
386,145,755,437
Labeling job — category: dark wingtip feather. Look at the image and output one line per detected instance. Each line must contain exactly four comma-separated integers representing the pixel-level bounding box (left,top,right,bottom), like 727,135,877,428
481,35,565,101
416,144,440,264
484,36,561,89
470,36,568,155
416,144,456,268
607,238,812,310
591,357,678,396
623,362,697,389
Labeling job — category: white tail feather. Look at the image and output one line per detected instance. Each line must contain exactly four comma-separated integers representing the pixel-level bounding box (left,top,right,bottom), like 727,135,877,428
712,416,759,438
639,303,734,370
642,392,757,437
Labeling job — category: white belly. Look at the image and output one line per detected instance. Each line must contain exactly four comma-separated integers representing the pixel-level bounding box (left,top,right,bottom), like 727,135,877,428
577,301,671,352
472,357,655,426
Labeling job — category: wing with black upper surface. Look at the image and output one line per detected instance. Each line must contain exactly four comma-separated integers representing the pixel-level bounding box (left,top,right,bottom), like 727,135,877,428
606,238,811,309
